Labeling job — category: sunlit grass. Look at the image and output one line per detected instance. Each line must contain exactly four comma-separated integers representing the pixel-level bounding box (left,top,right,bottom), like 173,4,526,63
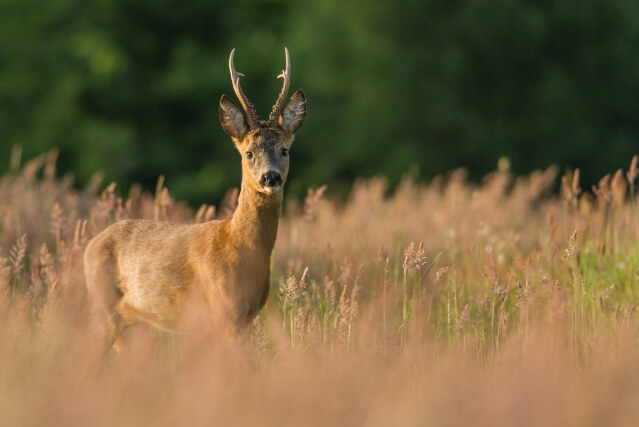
0,151,638,425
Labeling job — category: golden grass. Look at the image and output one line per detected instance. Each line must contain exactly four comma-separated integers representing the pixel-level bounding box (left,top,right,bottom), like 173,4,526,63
1,151,639,426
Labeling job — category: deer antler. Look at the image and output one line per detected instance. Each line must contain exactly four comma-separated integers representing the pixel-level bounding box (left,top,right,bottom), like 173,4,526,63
229,48,259,130
268,47,291,125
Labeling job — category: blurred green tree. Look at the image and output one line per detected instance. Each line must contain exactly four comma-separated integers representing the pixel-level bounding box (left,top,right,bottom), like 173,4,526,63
1,0,638,204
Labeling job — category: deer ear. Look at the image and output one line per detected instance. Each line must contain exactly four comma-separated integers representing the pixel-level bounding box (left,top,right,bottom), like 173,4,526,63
279,90,306,135
220,95,248,140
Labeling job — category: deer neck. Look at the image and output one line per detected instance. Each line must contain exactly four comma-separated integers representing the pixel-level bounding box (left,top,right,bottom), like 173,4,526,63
229,177,282,255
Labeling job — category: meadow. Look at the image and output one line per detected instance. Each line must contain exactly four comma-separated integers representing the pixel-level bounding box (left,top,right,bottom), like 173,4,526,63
0,150,638,426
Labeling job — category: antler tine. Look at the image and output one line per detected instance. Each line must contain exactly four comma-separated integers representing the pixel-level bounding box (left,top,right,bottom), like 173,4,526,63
229,48,259,130
268,47,291,125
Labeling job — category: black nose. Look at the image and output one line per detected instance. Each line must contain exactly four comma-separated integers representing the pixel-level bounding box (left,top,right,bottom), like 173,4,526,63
260,171,282,187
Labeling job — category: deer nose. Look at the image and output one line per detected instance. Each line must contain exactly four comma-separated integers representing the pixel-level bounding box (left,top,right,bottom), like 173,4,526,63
260,171,282,187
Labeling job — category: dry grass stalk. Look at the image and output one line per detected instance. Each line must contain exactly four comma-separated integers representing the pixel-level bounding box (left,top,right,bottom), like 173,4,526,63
304,185,327,220
628,155,638,186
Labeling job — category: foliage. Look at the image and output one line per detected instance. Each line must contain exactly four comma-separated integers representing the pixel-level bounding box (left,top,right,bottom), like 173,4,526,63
1,0,639,204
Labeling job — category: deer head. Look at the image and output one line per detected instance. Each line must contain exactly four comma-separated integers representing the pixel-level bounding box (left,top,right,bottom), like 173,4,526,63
219,48,306,195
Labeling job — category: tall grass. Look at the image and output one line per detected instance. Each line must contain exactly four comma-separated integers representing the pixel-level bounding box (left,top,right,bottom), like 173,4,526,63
1,150,639,426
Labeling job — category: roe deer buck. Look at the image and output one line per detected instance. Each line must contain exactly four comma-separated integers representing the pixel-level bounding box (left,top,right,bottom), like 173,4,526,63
84,48,306,348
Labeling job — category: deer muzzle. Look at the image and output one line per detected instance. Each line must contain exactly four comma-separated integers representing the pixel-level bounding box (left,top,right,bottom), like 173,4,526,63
260,171,283,190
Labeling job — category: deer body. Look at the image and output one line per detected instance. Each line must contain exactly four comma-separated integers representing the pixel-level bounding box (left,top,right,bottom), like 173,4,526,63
83,48,306,345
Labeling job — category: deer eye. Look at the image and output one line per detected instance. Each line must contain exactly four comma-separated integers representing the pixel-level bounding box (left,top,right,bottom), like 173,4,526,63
245,151,254,160
281,148,288,157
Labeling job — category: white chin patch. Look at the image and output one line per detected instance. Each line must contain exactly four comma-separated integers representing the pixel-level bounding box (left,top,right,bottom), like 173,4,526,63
262,185,281,194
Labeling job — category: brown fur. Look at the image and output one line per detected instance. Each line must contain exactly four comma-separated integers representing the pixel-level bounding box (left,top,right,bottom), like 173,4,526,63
83,49,306,348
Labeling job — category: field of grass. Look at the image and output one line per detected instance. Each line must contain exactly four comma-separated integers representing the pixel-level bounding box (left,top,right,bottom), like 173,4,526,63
1,150,639,426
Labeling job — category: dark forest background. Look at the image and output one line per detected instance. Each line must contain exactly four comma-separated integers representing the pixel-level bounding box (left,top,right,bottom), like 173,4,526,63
1,0,638,205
